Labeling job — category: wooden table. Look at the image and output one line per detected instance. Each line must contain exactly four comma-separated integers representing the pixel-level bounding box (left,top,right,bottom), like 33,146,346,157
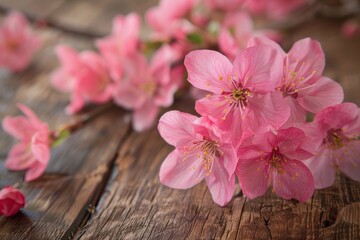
0,0,360,239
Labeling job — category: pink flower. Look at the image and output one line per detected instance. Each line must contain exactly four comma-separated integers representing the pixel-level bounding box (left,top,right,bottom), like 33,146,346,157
0,186,25,216
0,11,41,72
158,111,237,206
244,0,309,19
145,0,196,40
236,127,314,202
249,37,344,126
219,12,281,60
185,47,289,140
51,45,114,114
204,0,244,11
113,44,183,131
303,103,360,189
96,13,140,81
2,104,51,182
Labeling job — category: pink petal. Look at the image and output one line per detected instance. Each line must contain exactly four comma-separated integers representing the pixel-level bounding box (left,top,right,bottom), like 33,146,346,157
245,92,290,132
5,143,35,171
336,141,360,182
2,116,34,140
185,50,232,94
286,38,325,84
112,82,145,110
297,77,344,113
31,133,50,164
281,96,307,128
236,158,270,199
65,93,85,115
159,149,205,189
132,102,159,132
315,103,359,131
158,110,197,147
272,159,315,202
205,159,235,206
220,143,238,176
17,104,43,127
232,45,282,92
303,147,337,189
25,161,47,182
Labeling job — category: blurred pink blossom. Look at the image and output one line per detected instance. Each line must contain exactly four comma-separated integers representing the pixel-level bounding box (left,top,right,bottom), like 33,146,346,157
146,0,196,40
51,45,114,114
0,186,25,216
236,127,314,202
2,104,51,182
113,44,183,131
204,0,244,11
244,0,309,19
219,12,281,60
158,111,237,206
96,13,141,81
0,11,41,72
304,103,360,189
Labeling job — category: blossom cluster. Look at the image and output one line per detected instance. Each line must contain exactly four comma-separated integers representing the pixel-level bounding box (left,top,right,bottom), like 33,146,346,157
50,0,311,131
0,11,41,72
158,37,360,206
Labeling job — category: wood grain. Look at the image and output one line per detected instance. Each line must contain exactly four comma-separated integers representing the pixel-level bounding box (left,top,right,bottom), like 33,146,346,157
0,0,360,239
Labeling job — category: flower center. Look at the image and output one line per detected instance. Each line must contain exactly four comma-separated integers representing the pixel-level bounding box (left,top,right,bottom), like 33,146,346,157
183,139,223,176
267,147,287,175
325,129,348,149
141,81,156,97
5,40,19,51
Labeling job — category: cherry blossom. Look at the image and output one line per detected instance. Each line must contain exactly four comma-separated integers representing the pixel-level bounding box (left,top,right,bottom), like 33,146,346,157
158,111,237,206
2,104,51,182
218,11,281,60
113,44,183,131
249,37,344,126
236,127,314,202
0,186,25,216
145,0,196,40
303,103,360,189
51,45,114,114
0,11,41,72
244,0,309,19
96,13,141,81
185,47,289,139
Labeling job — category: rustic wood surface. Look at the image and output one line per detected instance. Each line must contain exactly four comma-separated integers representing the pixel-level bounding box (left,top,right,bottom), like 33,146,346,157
0,0,360,239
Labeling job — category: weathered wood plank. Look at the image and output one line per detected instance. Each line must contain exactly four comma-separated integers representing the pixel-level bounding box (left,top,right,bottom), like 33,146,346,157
0,0,158,37
0,24,131,239
74,16,360,240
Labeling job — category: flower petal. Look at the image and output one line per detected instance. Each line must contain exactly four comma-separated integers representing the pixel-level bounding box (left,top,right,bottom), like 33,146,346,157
132,102,159,132
336,141,360,182
205,159,235,206
2,116,34,140
236,158,270,199
5,143,35,171
232,45,282,92
158,110,197,147
297,77,344,113
185,50,232,93
303,147,337,189
272,159,315,202
286,38,325,83
159,149,205,189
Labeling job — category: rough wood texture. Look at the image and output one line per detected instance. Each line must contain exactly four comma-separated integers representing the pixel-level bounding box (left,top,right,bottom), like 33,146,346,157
0,0,360,239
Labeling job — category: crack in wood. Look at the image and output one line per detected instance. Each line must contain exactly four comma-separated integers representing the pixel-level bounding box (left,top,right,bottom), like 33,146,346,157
61,125,133,240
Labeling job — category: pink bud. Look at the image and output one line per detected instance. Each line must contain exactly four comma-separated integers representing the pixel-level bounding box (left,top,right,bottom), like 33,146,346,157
0,186,25,217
